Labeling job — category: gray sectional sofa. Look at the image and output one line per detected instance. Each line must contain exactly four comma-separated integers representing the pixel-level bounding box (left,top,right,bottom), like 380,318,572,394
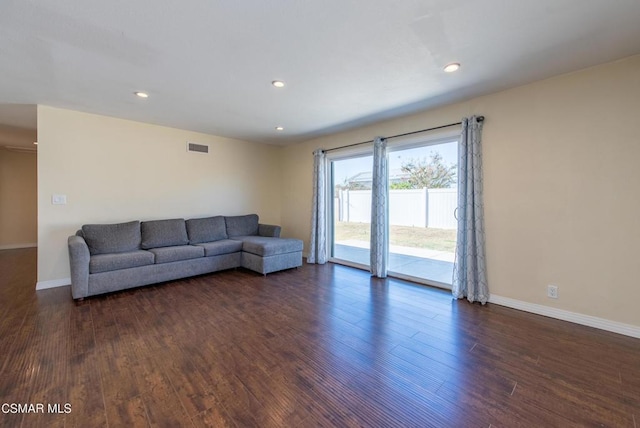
67,214,303,300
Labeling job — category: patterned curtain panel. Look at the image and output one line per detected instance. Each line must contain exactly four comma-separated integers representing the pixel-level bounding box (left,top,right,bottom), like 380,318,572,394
308,149,327,264
370,137,389,278
453,116,489,304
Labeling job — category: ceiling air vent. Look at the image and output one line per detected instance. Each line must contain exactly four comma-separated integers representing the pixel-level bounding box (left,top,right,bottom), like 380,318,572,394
186,141,209,154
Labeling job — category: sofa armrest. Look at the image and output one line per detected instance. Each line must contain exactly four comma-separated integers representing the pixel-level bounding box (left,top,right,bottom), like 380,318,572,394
258,224,281,238
68,235,90,300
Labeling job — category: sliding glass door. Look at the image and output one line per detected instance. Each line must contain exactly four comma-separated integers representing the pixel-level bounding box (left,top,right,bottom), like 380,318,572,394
328,137,459,287
387,139,458,285
330,154,373,267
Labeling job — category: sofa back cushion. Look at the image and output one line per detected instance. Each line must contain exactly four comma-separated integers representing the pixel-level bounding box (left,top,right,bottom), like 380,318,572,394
141,219,189,249
82,221,141,255
186,216,228,244
225,214,259,237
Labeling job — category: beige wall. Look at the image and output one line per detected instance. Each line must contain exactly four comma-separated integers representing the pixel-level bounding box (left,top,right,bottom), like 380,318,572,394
280,54,640,327
0,149,37,248
37,106,282,283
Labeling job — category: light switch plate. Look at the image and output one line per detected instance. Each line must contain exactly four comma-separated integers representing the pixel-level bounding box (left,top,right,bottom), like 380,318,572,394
52,194,67,205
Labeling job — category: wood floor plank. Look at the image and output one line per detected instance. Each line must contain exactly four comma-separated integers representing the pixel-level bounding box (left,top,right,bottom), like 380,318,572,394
169,370,226,420
66,352,108,428
142,391,193,428
191,406,236,428
511,377,635,426
103,395,149,428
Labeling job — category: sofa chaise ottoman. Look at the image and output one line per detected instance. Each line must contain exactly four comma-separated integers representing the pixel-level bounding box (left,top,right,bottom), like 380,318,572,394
68,214,303,300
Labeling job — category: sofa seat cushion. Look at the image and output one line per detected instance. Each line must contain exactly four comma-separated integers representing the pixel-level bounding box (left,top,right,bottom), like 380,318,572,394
234,236,303,257
148,245,204,264
89,250,154,274
225,214,259,237
82,221,141,255
186,216,228,244
195,239,243,257
141,219,189,249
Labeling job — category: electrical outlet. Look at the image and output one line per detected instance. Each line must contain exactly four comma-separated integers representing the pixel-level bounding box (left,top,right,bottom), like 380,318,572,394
547,285,558,299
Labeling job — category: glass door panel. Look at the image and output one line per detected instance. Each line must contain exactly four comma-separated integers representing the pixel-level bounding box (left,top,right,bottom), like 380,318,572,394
330,155,373,266
387,140,458,285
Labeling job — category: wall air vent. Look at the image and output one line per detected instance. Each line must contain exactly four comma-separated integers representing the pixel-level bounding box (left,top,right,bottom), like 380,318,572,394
186,142,209,154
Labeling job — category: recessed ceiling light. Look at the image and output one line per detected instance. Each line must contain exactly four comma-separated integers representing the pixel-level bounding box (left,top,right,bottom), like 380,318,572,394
272,80,285,88
443,63,460,73
134,91,149,98
275,126,284,131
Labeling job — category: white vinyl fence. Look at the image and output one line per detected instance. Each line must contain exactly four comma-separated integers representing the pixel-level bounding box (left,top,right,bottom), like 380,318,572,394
335,188,457,229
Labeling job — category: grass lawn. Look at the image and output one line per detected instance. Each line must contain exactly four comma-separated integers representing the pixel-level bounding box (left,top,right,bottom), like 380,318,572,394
335,221,457,253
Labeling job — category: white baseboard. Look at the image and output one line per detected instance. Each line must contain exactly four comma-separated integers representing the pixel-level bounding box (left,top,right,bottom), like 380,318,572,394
489,294,640,339
36,278,71,290
0,243,37,250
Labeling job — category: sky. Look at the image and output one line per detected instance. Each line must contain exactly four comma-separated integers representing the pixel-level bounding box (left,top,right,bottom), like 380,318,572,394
332,140,458,185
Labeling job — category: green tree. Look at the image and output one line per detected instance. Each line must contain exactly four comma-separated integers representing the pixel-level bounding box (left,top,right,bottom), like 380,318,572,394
400,152,456,189
389,181,413,190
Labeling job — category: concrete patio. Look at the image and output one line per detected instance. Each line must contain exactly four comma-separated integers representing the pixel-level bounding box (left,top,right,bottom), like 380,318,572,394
333,240,455,285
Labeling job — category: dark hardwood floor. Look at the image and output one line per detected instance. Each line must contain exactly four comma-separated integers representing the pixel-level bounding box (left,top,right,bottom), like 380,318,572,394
1,248,639,427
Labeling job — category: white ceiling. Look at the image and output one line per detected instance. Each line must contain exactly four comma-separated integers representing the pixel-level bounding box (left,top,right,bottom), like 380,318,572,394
1,0,640,145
